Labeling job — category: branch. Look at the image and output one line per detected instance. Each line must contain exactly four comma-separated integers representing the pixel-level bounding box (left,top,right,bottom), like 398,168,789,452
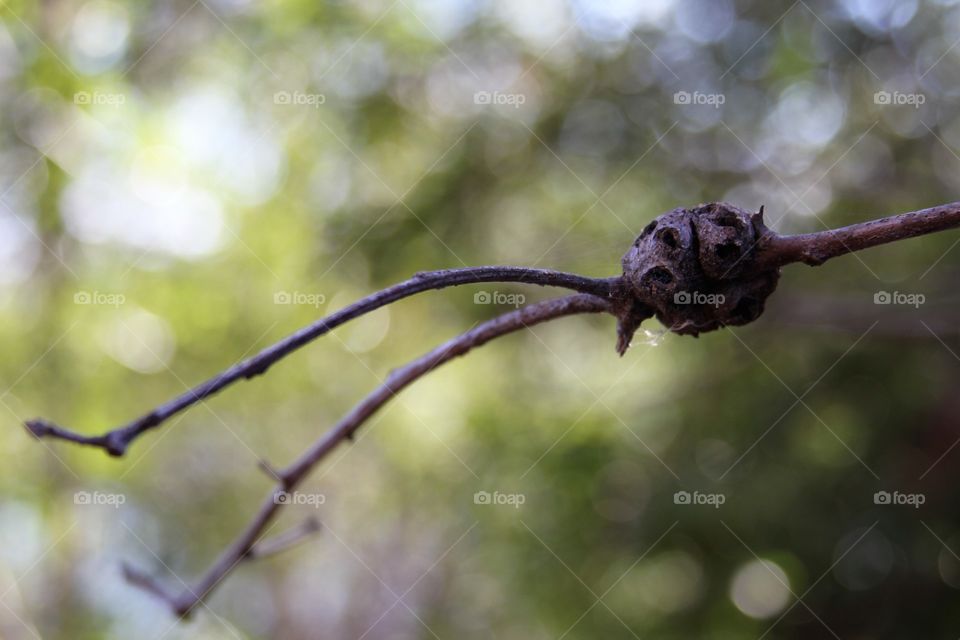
25,267,615,457
23,199,960,617
124,294,611,617
756,200,960,268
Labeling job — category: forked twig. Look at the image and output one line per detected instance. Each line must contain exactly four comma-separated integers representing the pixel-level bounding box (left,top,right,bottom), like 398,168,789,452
122,294,611,616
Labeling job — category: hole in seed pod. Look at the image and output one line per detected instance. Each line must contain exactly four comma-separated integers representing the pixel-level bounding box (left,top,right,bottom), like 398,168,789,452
641,220,658,237
716,242,739,260
655,227,679,249
643,267,674,286
715,214,743,229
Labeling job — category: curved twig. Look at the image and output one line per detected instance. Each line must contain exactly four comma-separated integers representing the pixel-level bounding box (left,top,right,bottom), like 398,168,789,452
123,293,612,617
25,267,616,457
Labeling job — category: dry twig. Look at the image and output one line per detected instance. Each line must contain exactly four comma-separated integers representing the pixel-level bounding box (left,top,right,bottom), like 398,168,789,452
23,200,960,616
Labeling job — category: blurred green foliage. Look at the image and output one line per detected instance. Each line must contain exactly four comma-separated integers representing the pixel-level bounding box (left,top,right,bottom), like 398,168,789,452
1,0,960,638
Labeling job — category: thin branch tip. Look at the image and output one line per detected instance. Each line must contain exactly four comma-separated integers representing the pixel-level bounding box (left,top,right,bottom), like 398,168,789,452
25,418,130,457
24,418,52,439
122,562,194,617
257,458,283,483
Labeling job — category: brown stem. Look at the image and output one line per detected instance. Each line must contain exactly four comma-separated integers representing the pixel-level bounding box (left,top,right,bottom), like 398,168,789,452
755,200,960,268
126,294,612,617
25,267,616,457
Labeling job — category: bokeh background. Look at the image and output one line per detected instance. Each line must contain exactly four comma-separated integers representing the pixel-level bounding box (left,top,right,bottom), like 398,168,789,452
1,0,960,637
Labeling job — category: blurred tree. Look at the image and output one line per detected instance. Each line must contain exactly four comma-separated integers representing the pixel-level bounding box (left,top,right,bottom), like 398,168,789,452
3,0,960,638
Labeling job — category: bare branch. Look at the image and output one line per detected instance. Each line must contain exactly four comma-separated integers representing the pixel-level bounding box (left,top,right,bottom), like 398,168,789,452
124,293,612,617
25,199,960,617
25,267,616,457
755,200,960,268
